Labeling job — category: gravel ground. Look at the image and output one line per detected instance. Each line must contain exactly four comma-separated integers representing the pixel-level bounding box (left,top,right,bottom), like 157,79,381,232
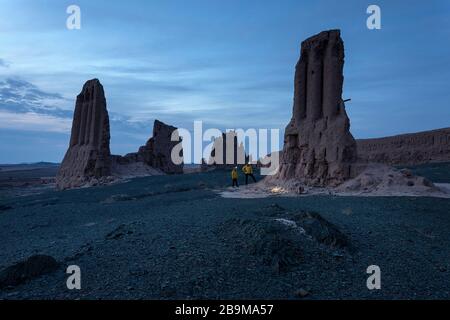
0,168,450,300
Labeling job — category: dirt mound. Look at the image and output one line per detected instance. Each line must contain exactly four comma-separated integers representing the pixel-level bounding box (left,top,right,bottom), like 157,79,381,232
252,163,450,198
217,218,303,273
289,211,349,249
217,211,350,273
335,163,448,197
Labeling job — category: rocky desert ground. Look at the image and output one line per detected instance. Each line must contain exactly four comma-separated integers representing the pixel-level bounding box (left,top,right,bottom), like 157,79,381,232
1,164,450,299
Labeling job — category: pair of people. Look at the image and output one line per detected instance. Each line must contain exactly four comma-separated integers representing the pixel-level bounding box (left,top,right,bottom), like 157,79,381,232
231,164,256,187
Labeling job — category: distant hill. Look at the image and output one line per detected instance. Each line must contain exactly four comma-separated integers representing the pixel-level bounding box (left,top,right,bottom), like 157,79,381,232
0,162,60,172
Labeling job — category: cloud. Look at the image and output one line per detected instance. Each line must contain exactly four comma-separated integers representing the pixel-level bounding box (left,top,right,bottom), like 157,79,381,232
0,77,156,143
0,59,10,68
0,110,72,133
0,78,71,117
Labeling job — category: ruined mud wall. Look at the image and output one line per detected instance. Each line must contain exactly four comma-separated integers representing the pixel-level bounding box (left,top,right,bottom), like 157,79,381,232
356,128,450,166
117,120,184,174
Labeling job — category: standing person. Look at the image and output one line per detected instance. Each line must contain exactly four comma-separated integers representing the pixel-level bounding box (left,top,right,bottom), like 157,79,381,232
242,163,256,185
231,166,239,187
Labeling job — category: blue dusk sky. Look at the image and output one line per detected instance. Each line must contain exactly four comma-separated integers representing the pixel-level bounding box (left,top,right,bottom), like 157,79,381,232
0,0,449,163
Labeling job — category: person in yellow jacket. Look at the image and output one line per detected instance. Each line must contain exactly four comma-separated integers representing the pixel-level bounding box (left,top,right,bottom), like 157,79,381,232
242,163,256,185
231,166,239,187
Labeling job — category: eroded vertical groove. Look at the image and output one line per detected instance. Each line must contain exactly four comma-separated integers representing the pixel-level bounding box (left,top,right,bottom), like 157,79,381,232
78,95,89,145
84,96,92,145
319,51,325,119
70,99,82,147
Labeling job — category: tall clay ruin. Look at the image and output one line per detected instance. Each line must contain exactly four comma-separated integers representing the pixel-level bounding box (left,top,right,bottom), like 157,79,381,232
56,79,112,189
276,30,357,186
56,79,183,190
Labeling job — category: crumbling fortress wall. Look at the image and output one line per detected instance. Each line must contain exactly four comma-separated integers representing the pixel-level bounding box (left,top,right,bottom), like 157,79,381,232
57,79,183,190
276,30,357,186
114,119,183,174
356,127,450,166
137,120,183,174
56,79,112,189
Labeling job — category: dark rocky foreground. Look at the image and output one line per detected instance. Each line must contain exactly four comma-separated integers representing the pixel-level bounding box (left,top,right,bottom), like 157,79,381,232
1,167,450,299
